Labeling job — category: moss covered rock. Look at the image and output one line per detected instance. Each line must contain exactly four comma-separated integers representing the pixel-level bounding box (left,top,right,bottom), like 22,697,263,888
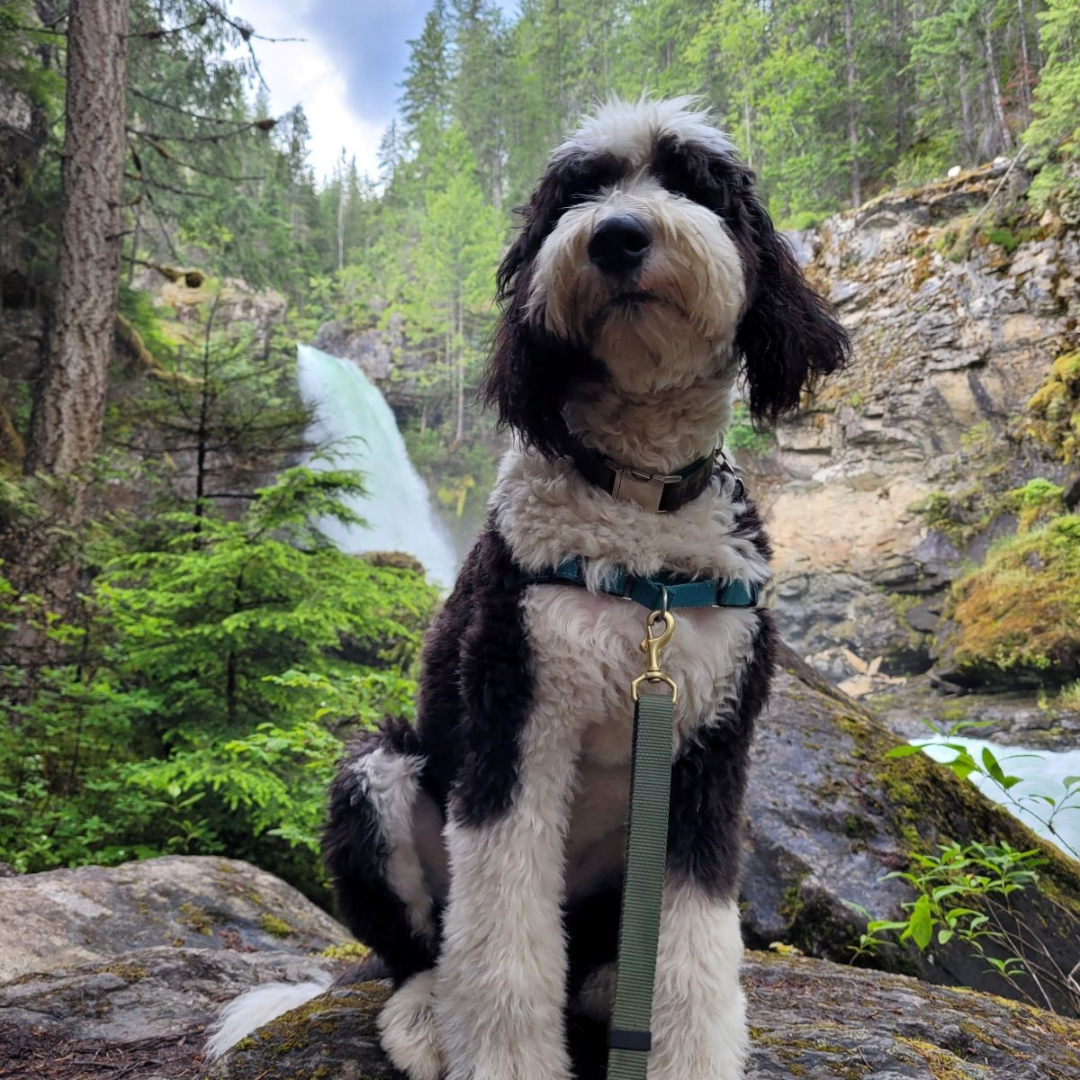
205,959,1080,1080
1027,351,1080,464
938,515,1080,687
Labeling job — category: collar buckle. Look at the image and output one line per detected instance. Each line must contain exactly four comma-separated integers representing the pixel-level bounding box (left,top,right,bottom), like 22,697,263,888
609,465,683,513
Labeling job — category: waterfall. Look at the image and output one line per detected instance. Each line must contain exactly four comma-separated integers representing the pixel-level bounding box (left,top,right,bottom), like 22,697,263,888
296,344,458,589
917,736,1080,856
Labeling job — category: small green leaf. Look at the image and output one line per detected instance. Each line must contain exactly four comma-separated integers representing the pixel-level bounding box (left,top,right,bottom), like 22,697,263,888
886,744,924,758
909,895,934,950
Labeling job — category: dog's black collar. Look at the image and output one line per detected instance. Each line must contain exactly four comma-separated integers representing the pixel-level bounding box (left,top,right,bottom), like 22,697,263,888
566,442,739,513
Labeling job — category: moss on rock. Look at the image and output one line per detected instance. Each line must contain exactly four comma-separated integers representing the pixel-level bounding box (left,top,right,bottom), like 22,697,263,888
943,515,1080,687
206,959,1080,1080
1027,352,1080,463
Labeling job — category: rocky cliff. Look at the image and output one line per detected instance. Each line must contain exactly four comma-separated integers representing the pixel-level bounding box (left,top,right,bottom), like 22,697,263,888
761,163,1080,692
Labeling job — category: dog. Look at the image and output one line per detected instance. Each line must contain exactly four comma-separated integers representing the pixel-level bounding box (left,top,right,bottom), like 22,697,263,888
208,97,848,1080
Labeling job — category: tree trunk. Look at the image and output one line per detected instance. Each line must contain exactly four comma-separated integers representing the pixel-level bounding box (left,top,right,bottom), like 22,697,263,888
1016,0,1033,120
336,174,346,271
25,0,130,485
843,0,861,208
455,296,465,446
981,11,1014,153
959,56,976,161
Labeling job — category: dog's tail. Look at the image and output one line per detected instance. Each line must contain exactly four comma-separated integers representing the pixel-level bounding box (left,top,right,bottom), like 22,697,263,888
204,954,390,1062
204,975,332,1061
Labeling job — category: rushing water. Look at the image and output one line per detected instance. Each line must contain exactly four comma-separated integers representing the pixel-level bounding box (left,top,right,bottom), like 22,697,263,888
296,344,457,588
917,736,1080,857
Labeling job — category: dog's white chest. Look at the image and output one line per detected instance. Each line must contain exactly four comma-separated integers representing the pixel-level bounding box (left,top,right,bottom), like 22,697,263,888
523,582,757,754
522,583,758,898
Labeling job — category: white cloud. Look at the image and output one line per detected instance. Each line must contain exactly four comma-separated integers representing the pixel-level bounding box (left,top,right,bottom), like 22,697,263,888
229,0,387,183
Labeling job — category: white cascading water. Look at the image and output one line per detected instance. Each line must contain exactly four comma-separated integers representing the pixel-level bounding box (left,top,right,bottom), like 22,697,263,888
296,344,458,589
917,736,1080,856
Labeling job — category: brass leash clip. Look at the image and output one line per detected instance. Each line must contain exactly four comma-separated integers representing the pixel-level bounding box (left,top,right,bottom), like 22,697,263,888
631,608,678,702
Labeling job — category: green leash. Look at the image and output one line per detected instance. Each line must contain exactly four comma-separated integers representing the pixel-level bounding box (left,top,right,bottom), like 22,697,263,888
607,609,677,1080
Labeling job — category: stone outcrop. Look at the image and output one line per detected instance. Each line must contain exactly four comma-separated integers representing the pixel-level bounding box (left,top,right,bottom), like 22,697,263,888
314,315,402,380
207,959,1080,1080
1,800,1077,1080
0,857,350,1080
0,855,345,983
763,163,1080,682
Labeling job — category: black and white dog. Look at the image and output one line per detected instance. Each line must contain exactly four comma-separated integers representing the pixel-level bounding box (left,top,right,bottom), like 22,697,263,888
209,97,847,1080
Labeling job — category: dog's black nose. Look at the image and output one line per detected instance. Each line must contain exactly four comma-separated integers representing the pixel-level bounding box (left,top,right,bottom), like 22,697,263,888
587,214,651,275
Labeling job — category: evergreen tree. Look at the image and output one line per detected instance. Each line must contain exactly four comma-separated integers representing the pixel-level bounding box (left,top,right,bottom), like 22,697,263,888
1024,0,1080,208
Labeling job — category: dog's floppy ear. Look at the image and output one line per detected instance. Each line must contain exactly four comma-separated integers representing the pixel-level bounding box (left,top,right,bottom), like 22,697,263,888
483,150,616,456
734,190,850,423
482,265,602,458
651,134,849,422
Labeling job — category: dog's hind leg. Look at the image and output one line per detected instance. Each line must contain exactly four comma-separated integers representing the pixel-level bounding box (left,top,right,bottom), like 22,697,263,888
324,721,446,981
324,722,448,1080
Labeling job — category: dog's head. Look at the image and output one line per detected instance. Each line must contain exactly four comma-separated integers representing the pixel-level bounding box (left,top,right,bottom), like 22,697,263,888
483,97,849,457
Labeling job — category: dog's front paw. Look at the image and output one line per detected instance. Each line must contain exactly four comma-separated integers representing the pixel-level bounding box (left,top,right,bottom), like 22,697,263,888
378,970,443,1080
447,1056,570,1080
646,1027,748,1080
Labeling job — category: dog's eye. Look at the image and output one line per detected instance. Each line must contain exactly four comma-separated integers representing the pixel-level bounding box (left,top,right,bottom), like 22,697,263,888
561,155,625,206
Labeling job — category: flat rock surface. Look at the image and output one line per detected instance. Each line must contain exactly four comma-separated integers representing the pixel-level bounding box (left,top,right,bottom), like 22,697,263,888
206,954,1080,1080
0,855,347,983
868,679,1080,750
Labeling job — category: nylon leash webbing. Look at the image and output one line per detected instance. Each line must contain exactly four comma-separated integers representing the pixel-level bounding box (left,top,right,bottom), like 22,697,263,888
607,613,676,1080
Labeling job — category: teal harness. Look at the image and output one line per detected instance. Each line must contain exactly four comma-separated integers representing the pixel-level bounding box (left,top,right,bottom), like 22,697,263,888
507,556,760,611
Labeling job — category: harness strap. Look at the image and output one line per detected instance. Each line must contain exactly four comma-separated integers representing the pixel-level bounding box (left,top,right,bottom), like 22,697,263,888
607,683,674,1079
506,557,759,610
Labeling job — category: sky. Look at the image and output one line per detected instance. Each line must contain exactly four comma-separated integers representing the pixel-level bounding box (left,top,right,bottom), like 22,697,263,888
228,0,517,183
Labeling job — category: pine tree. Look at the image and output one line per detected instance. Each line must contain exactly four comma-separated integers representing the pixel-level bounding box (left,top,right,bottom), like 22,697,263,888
1024,0,1080,197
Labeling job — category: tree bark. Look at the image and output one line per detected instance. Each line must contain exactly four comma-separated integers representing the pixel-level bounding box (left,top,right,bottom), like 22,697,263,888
1016,0,1033,120
25,0,130,485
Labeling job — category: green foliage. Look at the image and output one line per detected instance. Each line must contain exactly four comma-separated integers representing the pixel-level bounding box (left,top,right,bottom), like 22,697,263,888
0,470,436,896
1024,0,1080,210
854,841,1046,969
725,402,774,457
852,727,1080,1011
985,227,1020,254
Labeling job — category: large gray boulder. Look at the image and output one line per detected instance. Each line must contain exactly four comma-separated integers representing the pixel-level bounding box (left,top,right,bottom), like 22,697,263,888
0,855,346,983
205,957,1080,1080
0,857,353,1080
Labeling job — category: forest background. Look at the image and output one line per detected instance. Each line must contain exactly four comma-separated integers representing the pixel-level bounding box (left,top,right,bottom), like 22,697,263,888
0,0,1078,906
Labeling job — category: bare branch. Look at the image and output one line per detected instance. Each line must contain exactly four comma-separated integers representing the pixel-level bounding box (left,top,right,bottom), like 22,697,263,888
126,117,276,145
126,17,207,40
129,88,242,126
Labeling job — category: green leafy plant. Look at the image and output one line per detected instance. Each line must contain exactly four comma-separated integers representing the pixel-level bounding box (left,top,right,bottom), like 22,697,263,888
850,724,1080,1012
0,468,436,897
